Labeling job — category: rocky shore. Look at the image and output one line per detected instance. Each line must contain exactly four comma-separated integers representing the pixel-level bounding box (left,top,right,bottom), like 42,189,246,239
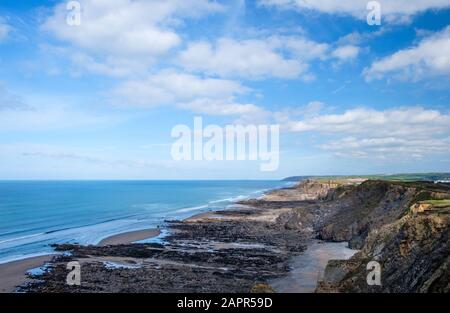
18,179,450,293
22,204,309,293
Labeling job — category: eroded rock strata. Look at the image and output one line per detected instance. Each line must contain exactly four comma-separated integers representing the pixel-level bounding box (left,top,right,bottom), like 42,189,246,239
22,179,450,293
316,181,450,293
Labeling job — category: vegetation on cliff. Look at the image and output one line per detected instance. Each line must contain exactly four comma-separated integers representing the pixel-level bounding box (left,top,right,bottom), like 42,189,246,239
315,180,449,293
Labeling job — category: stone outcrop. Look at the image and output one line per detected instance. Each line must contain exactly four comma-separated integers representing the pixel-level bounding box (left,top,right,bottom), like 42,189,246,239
262,179,349,202
316,181,450,293
259,179,450,293
318,181,419,248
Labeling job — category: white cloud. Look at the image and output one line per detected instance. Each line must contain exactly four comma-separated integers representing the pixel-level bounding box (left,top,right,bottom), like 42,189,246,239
0,19,11,42
111,71,272,123
0,83,29,110
364,26,450,81
0,106,120,132
273,36,330,60
42,1,362,81
69,52,151,77
112,71,248,107
0,87,123,132
288,107,450,136
178,36,359,79
178,98,269,118
43,0,223,57
37,44,150,78
20,151,167,169
274,101,325,125
331,45,360,61
178,37,308,79
321,136,450,159
259,0,450,22
42,0,224,76
0,143,174,172
286,106,450,159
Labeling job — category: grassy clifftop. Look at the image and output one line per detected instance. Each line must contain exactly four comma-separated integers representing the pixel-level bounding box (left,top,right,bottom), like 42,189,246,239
283,173,450,182
313,179,449,293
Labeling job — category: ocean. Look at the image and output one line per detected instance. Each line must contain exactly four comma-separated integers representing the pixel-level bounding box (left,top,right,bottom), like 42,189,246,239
0,180,290,264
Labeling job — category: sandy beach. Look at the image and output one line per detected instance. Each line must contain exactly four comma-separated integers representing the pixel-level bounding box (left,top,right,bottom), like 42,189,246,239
0,228,161,293
98,228,161,246
0,255,56,293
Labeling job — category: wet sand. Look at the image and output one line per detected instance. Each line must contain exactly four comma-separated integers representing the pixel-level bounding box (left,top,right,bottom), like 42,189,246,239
98,228,161,246
0,254,56,293
0,228,161,293
268,240,358,293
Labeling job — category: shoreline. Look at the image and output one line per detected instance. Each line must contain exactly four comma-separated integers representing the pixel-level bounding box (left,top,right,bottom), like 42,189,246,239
0,184,282,293
2,178,448,293
0,227,162,293
0,181,302,293
98,228,161,246
0,254,56,293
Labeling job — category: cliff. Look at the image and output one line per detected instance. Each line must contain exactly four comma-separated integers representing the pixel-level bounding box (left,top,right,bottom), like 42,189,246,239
263,179,353,202
314,181,450,293
239,178,449,292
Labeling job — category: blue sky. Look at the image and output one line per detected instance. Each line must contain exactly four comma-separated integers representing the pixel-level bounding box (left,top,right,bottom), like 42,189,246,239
0,0,449,179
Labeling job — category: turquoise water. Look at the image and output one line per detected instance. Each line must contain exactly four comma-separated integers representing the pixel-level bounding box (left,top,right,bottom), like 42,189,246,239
0,180,289,264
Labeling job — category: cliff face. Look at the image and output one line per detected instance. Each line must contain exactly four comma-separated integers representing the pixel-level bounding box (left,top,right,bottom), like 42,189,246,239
262,179,340,201
249,179,449,292
314,181,450,293
318,181,419,248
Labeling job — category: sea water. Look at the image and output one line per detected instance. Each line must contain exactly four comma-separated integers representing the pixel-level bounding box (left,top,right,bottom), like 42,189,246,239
0,180,290,264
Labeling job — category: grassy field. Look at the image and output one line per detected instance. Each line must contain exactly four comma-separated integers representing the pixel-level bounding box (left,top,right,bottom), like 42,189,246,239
284,173,450,182
420,199,450,207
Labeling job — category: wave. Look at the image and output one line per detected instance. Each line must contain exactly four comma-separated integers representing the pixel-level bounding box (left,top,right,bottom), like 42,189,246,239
174,204,209,213
208,198,234,204
0,217,154,254
208,195,245,204
0,251,59,265
0,232,46,245
0,181,286,263
175,194,253,213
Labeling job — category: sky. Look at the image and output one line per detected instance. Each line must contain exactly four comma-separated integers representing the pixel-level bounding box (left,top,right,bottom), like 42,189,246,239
0,0,449,180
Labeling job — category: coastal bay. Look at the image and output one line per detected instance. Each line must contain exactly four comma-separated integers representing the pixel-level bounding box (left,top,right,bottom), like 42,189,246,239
2,178,449,293
0,180,285,265
12,179,367,292
0,228,162,293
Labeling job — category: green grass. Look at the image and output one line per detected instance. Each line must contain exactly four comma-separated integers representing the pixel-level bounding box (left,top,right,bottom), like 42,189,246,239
329,173,449,182
420,199,450,207
285,173,450,182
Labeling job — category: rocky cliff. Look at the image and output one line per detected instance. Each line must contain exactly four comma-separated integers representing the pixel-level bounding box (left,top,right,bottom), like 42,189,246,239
315,181,450,293
240,179,449,293
262,179,353,202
